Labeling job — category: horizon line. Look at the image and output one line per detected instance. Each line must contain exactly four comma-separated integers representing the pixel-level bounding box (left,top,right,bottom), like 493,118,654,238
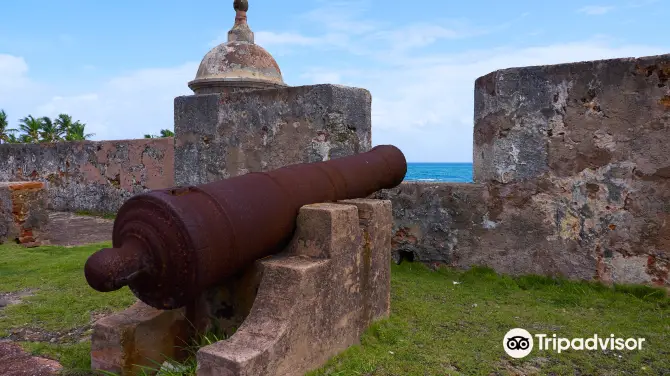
406,161,473,164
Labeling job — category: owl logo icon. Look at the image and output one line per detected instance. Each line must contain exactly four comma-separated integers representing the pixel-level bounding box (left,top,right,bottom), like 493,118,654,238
503,328,534,358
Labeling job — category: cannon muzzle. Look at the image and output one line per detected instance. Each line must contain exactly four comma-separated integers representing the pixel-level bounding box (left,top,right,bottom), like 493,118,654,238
84,145,407,309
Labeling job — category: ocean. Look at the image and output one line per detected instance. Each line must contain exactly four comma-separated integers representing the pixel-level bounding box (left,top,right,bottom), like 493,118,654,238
404,163,473,183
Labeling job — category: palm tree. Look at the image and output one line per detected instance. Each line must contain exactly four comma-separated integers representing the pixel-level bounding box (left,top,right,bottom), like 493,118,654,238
54,114,74,139
145,129,174,138
54,114,94,141
39,116,63,142
160,129,174,137
0,109,18,144
18,115,43,143
68,121,95,141
5,133,19,143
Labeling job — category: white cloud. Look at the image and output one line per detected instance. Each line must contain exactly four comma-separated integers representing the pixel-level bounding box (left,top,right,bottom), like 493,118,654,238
300,1,379,35
367,23,487,51
33,63,198,140
0,54,51,126
254,31,322,47
300,70,344,84
578,5,615,15
0,54,31,92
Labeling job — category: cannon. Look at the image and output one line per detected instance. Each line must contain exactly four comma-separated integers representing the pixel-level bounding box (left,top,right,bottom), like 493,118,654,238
84,145,407,310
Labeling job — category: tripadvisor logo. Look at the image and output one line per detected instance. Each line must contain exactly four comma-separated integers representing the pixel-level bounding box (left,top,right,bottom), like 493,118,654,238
503,328,534,358
503,328,646,358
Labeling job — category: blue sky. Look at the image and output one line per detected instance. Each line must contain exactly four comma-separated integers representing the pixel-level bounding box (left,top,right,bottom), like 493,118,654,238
1,0,668,162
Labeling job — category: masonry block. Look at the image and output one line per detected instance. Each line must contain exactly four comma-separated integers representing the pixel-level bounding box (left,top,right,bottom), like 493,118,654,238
174,84,372,186
90,301,189,375
466,53,670,286
374,182,489,265
0,182,48,246
473,54,670,183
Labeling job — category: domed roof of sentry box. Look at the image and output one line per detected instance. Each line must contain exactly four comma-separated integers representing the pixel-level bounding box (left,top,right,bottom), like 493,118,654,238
188,0,287,94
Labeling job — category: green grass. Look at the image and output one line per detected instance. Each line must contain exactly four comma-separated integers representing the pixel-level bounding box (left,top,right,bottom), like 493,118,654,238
22,342,93,376
1,242,669,375
308,264,670,376
0,242,135,374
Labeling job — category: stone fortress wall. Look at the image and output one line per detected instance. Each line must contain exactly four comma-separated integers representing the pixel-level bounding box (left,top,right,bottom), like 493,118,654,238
0,138,174,213
379,53,670,288
1,53,668,288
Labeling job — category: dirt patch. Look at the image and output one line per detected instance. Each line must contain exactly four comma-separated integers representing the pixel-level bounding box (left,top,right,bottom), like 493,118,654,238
0,290,34,310
495,357,550,375
42,211,113,246
5,311,112,345
0,341,62,376
7,326,91,345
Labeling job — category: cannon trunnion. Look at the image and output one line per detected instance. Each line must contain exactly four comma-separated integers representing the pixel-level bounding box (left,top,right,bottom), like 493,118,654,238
84,145,407,309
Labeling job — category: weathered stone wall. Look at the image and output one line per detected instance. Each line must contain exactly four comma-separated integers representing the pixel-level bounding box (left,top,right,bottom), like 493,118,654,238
174,84,371,186
375,182,487,264
0,138,175,214
382,53,670,287
0,182,48,246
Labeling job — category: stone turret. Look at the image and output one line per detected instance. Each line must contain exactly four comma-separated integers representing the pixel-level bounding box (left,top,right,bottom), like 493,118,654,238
188,0,287,94
175,0,372,187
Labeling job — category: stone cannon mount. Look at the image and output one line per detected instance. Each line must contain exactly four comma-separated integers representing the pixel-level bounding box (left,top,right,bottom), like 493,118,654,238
91,199,392,376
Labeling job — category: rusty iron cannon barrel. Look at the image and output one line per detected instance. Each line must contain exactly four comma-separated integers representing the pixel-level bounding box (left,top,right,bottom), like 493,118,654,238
84,145,407,310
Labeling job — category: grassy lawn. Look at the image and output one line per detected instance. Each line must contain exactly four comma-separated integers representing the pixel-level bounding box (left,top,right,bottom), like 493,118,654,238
0,242,135,375
310,265,669,376
1,242,669,375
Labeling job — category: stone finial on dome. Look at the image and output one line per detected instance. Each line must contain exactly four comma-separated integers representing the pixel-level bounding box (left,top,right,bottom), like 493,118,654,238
233,0,248,11
187,0,287,95
229,0,253,43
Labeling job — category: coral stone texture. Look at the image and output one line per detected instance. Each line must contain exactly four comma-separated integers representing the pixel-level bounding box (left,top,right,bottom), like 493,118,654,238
174,84,372,185
474,54,670,184
0,182,48,246
375,182,488,265
0,138,174,214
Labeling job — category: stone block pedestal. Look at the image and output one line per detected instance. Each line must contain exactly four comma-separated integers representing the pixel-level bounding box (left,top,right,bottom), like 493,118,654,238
90,303,189,375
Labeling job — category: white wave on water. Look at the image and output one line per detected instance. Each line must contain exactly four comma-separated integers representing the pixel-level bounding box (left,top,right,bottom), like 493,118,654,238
417,178,437,181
